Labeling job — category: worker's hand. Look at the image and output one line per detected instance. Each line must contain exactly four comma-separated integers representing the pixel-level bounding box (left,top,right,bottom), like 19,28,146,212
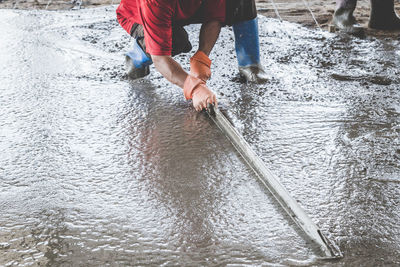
183,75,217,111
192,84,217,111
190,50,211,82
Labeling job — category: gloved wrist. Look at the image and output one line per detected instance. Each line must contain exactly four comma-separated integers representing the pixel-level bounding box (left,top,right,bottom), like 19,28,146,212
190,50,212,82
183,75,204,100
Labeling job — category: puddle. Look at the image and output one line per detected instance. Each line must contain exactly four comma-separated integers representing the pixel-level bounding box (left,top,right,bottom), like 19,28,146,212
0,6,399,266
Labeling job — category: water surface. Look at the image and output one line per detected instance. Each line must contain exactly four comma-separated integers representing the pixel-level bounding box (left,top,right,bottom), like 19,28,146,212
0,6,399,266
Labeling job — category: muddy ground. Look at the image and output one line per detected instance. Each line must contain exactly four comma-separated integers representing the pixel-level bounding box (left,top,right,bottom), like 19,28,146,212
1,0,400,38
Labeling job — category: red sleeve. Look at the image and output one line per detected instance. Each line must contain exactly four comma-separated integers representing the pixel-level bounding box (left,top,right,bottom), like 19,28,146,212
140,0,174,56
204,0,226,23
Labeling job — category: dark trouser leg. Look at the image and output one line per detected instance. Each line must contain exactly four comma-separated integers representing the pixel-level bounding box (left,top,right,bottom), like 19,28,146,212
332,0,363,34
171,26,192,57
336,0,357,9
131,23,192,57
369,0,400,30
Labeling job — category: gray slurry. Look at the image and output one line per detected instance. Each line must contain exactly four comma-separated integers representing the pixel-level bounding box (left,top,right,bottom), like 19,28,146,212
0,6,399,266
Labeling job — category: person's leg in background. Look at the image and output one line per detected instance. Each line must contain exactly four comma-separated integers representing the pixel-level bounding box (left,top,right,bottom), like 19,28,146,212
369,0,400,30
332,0,363,34
332,0,400,33
227,0,269,83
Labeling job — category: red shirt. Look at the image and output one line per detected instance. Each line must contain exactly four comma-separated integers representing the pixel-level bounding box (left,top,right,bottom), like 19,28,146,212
117,0,225,56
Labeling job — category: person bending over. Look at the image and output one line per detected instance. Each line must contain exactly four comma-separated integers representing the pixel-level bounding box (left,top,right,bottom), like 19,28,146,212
117,0,224,111
117,0,268,111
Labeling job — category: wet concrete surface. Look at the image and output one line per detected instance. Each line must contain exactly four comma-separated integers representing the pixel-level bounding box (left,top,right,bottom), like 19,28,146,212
0,6,399,266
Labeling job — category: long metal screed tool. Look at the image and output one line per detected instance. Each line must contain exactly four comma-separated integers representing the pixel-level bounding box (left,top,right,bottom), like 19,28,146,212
206,104,343,259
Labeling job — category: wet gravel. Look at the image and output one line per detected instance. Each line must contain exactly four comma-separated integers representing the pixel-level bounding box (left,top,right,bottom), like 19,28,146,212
0,6,399,266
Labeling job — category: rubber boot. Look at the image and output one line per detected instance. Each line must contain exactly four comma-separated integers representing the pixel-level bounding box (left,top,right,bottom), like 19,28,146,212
232,18,269,83
125,38,153,80
369,0,400,30
332,0,364,34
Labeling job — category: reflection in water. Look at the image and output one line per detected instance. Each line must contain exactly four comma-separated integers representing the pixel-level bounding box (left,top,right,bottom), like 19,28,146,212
118,81,286,265
124,81,221,249
1,6,399,266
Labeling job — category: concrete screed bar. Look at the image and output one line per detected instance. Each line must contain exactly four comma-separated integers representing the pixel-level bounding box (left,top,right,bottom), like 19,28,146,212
206,105,343,259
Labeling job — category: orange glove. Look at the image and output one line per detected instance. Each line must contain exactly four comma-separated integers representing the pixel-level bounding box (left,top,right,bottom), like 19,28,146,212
183,75,217,111
190,50,211,82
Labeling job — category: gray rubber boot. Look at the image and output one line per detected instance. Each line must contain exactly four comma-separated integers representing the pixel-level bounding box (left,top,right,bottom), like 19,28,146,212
369,0,400,30
332,0,364,34
238,65,269,83
125,56,150,80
